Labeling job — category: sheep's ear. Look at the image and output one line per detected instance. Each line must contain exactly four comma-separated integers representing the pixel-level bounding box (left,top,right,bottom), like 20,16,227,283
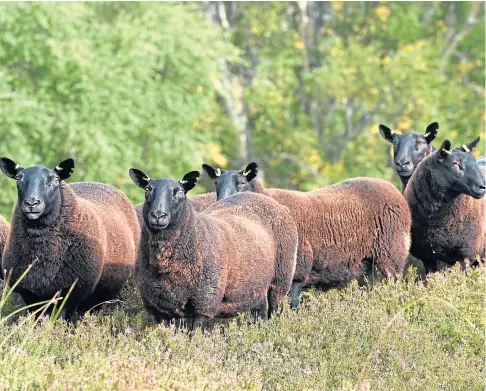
0,157,23,179
458,136,480,153
202,164,221,180
424,122,439,144
379,124,396,144
439,140,452,159
54,158,75,181
180,171,200,193
240,162,258,182
129,168,151,189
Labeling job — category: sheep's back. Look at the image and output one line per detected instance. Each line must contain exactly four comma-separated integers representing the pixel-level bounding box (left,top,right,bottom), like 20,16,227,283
70,182,140,269
203,192,295,297
265,177,410,263
190,192,217,212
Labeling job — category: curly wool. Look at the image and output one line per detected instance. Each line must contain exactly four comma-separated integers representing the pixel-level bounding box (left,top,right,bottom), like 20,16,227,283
404,155,485,268
2,182,140,314
136,192,298,323
249,177,411,289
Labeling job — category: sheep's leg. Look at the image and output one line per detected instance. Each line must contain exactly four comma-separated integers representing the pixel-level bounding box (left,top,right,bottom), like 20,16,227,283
142,300,169,325
459,258,471,274
190,316,208,331
424,259,439,274
267,288,284,319
251,297,268,320
289,281,303,310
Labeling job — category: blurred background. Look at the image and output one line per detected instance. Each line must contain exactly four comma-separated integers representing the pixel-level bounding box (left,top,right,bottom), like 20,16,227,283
0,2,484,216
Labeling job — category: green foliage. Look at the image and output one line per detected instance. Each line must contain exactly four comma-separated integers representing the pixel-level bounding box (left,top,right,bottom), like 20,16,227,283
0,2,237,215
0,267,483,390
0,2,483,210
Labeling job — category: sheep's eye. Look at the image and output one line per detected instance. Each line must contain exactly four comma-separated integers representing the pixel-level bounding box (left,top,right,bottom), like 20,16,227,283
237,180,246,186
392,141,397,146
15,175,21,181
174,189,185,199
53,177,60,184
144,187,150,192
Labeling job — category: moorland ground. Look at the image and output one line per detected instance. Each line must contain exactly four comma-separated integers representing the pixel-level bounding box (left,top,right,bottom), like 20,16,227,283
0,266,483,391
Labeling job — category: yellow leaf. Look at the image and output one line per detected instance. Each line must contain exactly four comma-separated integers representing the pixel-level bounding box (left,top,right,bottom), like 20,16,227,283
308,150,323,169
370,124,380,135
331,2,343,11
196,85,203,93
294,41,305,50
381,56,390,68
450,130,458,139
206,144,228,168
374,6,391,22
404,44,414,53
397,118,413,131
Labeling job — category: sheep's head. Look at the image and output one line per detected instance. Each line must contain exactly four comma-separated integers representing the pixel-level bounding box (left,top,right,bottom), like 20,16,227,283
129,168,199,231
434,138,485,199
0,157,74,222
379,122,438,179
202,162,257,201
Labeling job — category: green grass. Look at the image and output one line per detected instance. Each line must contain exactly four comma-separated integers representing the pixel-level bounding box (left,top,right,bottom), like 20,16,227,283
0,266,484,391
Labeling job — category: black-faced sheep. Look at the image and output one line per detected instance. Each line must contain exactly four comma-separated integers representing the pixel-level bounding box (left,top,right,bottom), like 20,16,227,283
404,138,485,272
202,162,411,308
129,168,298,329
0,157,140,318
379,122,439,191
134,192,216,227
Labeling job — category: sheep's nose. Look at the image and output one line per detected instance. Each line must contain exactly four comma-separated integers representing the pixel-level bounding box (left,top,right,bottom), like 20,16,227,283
396,160,410,167
151,211,168,220
24,198,40,207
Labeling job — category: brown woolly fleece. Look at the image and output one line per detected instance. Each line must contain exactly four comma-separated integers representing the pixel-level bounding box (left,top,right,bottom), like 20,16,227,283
248,177,411,290
0,214,9,270
134,192,216,227
404,155,485,270
3,182,140,315
136,192,298,326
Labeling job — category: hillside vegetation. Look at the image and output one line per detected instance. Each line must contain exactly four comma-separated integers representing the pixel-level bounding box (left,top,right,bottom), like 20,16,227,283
0,2,484,217
0,267,483,390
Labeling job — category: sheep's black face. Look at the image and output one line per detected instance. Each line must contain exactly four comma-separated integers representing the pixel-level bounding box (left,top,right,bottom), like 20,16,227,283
202,162,257,200
435,140,486,199
379,123,438,179
0,158,74,222
143,179,186,230
129,169,199,231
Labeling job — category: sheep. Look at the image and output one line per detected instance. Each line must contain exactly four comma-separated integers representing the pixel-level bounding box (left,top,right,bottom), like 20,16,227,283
0,157,140,318
202,162,411,308
379,122,439,191
404,138,486,272
134,192,216,227
129,168,298,329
